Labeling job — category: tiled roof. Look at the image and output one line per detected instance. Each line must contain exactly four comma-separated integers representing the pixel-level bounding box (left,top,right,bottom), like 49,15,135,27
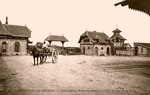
111,33,126,40
0,21,11,36
3,24,31,37
111,28,126,40
115,0,150,16
45,35,68,42
78,31,110,43
112,28,121,33
0,20,31,38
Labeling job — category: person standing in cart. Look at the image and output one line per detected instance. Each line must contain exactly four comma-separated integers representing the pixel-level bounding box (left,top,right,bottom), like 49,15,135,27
42,41,48,49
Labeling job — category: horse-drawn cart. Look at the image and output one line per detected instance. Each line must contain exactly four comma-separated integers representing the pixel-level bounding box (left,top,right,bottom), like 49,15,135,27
42,47,59,63
32,42,59,65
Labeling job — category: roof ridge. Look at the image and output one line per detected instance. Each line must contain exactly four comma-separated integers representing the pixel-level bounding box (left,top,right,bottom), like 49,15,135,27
134,42,150,44
87,31,104,33
50,35,65,37
3,24,26,27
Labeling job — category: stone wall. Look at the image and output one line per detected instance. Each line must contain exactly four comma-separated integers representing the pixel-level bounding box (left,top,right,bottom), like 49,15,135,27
80,44,111,56
94,45,111,56
80,44,94,55
0,38,28,56
116,50,134,56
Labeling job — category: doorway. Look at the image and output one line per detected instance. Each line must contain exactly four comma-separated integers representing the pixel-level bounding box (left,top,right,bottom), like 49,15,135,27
107,47,110,55
83,47,85,54
94,47,98,55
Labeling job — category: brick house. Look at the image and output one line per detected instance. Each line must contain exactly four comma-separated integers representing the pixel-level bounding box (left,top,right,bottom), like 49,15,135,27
78,30,111,56
0,17,32,56
134,43,150,57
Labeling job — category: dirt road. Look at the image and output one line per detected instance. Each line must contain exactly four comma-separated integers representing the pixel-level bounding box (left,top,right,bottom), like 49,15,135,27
0,55,150,95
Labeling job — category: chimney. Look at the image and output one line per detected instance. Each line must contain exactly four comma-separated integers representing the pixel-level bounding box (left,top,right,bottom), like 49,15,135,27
5,16,8,24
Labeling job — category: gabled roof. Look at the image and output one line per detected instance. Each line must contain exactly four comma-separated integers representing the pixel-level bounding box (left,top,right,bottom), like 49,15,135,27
78,31,110,43
111,28,126,40
3,24,31,37
0,20,31,38
112,28,121,33
0,21,11,36
115,0,150,16
134,42,150,49
45,35,68,42
111,33,126,40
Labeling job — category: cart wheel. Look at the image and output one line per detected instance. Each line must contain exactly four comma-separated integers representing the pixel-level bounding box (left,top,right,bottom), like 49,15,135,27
42,55,47,63
52,49,58,63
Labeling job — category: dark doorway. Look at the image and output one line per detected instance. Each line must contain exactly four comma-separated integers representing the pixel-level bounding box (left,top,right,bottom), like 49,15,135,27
83,47,85,54
2,42,7,52
94,47,98,55
135,46,138,56
107,47,110,55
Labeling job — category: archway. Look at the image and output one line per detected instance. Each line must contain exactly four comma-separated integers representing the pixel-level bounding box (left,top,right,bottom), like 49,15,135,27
83,47,85,54
107,47,110,55
94,47,98,55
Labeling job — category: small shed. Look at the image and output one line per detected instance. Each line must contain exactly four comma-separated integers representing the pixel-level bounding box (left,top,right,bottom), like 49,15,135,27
45,34,68,48
134,42,150,57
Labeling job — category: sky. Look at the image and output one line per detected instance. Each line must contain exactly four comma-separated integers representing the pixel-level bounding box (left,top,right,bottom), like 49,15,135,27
0,0,150,47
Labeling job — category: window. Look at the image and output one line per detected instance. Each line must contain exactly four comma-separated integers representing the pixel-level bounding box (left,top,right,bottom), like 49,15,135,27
15,42,20,52
101,47,103,50
2,42,7,52
116,38,119,42
88,47,90,49
83,38,90,42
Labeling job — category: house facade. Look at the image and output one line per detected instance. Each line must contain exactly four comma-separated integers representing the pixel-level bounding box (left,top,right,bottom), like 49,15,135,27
134,43,150,57
78,30,111,56
0,17,32,56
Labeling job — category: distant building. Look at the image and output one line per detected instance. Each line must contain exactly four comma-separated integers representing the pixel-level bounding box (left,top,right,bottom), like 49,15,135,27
111,28,133,56
134,43,150,57
78,30,111,56
0,17,32,56
45,34,68,48
64,47,80,55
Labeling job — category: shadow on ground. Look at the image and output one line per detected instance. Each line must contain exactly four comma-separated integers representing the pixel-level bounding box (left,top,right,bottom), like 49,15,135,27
0,57,23,95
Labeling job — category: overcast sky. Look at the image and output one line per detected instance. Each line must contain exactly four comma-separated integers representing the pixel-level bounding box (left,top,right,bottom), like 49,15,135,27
0,0,150,47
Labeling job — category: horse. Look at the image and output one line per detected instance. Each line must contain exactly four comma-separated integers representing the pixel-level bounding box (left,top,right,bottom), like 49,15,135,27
32,46,44,65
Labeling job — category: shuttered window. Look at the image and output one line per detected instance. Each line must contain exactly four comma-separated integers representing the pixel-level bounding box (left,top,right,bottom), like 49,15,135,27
2,42,7,52
15,42,20,52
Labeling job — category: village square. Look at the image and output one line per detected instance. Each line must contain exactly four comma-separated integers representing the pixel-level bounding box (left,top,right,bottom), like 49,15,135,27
0,0,150,95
